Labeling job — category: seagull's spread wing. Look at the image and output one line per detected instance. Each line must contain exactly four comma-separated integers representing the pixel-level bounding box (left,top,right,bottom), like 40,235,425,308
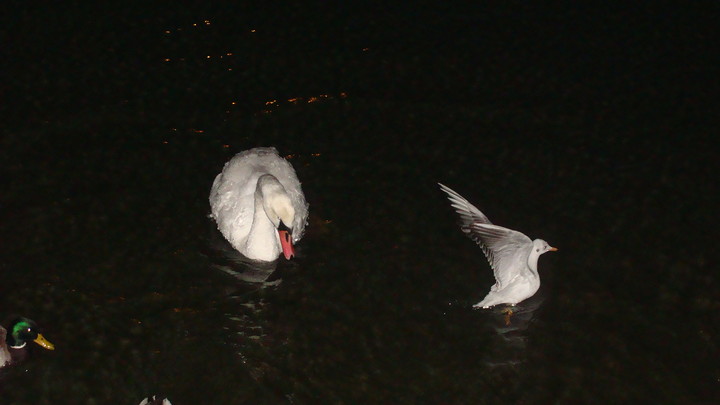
468,223,532,288
438,183,491,227
439,184,532,288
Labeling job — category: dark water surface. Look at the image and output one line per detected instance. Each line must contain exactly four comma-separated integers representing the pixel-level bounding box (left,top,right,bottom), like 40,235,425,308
2,3,718,404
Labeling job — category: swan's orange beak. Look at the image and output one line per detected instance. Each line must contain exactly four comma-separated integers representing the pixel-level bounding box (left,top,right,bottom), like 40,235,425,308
549,246,558,252
278,228,295,260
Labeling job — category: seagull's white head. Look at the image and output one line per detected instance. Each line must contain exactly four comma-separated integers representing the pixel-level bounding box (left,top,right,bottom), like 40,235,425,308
532,239,558,255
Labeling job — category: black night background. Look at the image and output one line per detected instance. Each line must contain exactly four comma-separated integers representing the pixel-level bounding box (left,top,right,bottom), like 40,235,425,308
1,2,717,404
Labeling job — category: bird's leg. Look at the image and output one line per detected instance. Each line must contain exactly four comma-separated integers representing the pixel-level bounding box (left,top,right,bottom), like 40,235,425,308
501,306,514,325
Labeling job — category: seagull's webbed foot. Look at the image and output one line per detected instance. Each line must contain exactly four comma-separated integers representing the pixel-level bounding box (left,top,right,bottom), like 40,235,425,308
501,307,514,325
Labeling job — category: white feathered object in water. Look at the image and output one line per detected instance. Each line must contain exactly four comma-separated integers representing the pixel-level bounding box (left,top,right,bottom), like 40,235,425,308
439,184,557,309
210,147,308,262
139,396,171,405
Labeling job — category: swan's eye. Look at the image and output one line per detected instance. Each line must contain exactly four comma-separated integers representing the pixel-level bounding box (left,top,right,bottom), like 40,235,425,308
536,248,539,252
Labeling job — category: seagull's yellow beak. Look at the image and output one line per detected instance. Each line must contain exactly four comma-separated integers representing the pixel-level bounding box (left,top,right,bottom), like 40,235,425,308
549,247,558,252
33,333,55,350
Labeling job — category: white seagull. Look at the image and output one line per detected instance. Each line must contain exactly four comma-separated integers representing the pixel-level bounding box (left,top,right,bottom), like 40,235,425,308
210,147,308,262
439,183,557,309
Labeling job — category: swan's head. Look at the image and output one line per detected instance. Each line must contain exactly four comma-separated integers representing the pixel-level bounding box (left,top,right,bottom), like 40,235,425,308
258,175,297,260
531,239,558,256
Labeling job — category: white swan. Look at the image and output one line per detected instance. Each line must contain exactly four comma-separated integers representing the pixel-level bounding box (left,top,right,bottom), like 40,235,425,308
209,147,308,262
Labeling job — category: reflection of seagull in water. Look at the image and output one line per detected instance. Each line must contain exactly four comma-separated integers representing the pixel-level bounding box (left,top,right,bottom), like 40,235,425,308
489,292,545,335
483,291,546,369
439,184,557,314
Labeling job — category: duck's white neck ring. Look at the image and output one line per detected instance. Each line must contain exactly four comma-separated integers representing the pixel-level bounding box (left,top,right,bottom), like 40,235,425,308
10,342,27,349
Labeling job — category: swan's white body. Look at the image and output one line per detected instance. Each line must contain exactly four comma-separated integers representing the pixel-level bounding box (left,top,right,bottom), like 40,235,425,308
439,184,557,308
210,147,308,262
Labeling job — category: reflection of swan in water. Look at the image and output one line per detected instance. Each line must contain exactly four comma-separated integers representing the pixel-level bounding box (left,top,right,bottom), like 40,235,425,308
203,223,288,384
482,291,545,369
204,222,283,285
214,254,281,286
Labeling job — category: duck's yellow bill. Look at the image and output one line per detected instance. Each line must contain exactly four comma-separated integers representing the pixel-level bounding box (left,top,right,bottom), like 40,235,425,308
33,333,55,350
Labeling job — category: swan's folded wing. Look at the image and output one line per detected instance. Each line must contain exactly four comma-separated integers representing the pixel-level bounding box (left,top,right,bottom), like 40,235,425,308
438,184,492,228
468,223,532,289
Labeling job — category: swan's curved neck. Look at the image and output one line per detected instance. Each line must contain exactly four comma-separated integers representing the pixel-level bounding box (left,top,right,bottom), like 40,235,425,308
245,175,292,260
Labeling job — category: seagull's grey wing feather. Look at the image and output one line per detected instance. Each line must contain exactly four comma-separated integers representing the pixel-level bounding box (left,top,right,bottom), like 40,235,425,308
438,184,492,227
469,223,532,289
439,184,532,288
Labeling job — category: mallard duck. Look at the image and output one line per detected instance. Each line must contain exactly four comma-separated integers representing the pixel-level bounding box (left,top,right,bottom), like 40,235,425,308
0,316,55,367
209,147,309,262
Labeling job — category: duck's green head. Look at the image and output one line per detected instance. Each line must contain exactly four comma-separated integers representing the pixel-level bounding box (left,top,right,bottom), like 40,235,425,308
6,317,55,351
